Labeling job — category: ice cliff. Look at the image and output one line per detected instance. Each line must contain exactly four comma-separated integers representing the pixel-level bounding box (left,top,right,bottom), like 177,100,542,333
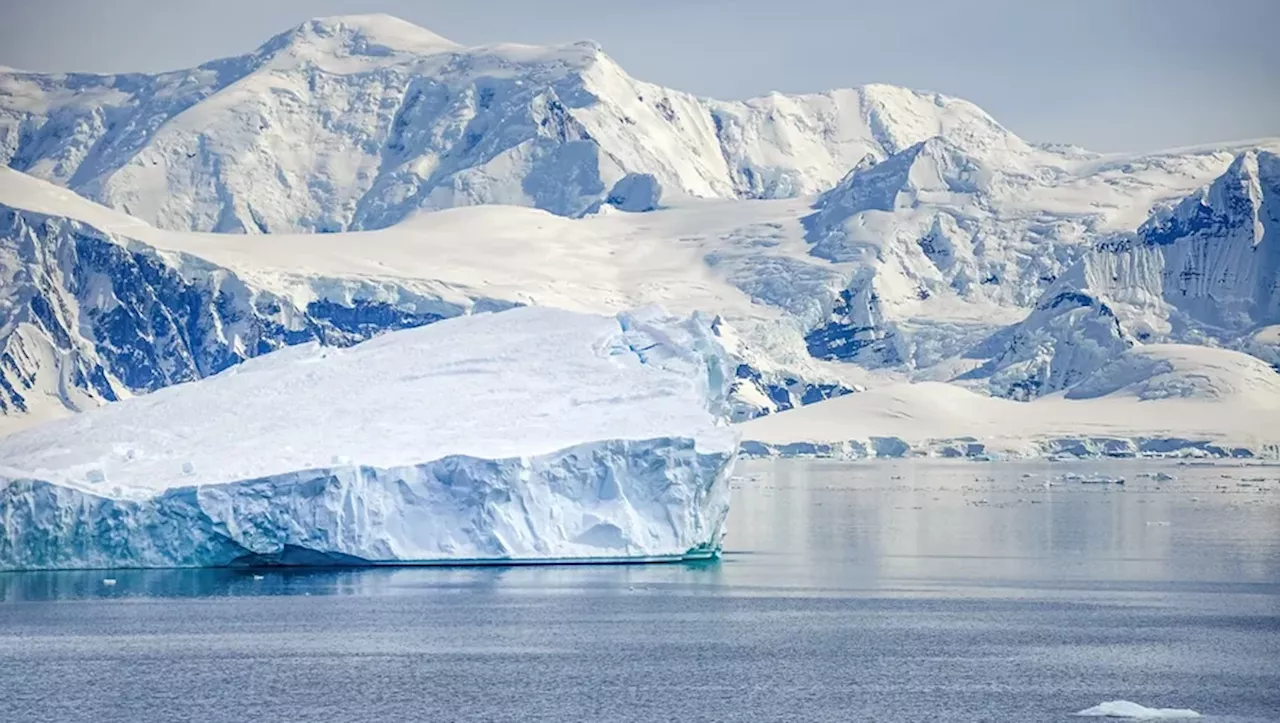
0,306,739,570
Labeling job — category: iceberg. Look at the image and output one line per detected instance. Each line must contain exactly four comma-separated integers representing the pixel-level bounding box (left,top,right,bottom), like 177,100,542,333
0,306,739,571
1075,701,1201,719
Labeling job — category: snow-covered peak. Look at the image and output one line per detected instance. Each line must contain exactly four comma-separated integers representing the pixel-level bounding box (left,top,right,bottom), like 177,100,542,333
856,84,1025,155
1138,149,1278,248
973,148,1280,399
812,136,991,217
255,14,463,65
0,14,1044,232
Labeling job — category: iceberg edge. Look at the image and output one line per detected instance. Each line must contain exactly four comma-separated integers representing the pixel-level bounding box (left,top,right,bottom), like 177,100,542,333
0,436,737,572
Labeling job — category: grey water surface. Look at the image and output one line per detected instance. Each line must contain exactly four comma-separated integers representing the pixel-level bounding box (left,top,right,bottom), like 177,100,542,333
2,459,1278,722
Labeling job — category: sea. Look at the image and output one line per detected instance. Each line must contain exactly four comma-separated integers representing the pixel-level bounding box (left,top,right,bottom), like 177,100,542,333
2,459,1277,722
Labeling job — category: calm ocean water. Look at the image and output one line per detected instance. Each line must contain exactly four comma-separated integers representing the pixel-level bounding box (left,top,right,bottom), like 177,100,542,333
2,459,1278,722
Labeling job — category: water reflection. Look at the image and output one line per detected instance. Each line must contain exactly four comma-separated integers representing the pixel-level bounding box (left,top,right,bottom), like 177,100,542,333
728,458,1280,591
3,459,1278,603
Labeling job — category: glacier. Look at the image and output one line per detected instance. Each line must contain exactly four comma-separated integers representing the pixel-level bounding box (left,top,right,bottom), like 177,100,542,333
0,306,740,571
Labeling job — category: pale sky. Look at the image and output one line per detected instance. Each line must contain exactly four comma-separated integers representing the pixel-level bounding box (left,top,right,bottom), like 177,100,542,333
1,0,1276,152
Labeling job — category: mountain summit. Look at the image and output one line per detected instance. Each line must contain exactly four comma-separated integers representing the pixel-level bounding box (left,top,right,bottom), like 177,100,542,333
254,14,464,64
1,15,1022,233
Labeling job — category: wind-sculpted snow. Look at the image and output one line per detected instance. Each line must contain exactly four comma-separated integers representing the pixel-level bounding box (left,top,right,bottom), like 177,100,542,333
974,150,1280,397
0,14,1020,232
0,306,739,570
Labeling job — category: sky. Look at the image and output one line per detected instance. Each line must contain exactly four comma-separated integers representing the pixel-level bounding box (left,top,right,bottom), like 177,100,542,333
1,0,1276,152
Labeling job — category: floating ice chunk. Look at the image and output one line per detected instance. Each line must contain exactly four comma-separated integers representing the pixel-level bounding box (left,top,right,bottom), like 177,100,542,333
85,468,106,484
102,578,116,586
1060,473,1124,485
0,307,738,571
1075,701,1201,719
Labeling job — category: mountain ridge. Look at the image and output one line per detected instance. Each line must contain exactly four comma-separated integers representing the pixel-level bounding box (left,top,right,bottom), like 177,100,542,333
0,14,1028,233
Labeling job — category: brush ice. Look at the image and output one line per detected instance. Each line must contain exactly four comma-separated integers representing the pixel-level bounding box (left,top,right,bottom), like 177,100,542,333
1075,701,1201,719
0,306,739,571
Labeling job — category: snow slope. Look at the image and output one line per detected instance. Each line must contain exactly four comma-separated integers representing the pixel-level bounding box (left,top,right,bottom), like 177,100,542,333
0,167,516,432
1064,344,1280,401
970,150,1280,398
0,14,1016,232
738,345,1280,459
0,166,861,432
0,306,739,570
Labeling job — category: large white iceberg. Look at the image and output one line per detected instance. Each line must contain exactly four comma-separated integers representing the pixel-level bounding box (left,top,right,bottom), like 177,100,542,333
0,306,739,570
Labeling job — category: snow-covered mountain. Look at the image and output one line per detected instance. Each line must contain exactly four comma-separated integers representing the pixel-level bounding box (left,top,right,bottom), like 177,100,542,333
0,14,1015,233
0,168,513,428
0,14,1276,437
971,149,1280,398
0,167,858,431
798,132,1273,373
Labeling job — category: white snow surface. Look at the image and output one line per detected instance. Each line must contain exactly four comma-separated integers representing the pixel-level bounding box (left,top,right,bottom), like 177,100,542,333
1065,344,1280,401
0,165,865,432
739,345,1280,459
2,14,1278,438
0,306,740,570
1075,701,1201,719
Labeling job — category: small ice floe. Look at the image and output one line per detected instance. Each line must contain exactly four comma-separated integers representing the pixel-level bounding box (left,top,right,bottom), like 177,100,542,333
1060,473,1125,485
252,574,265,581
102,578,117,586
1145,521,1172,527
85,468,107,484
1075,700,1200,719
331,455,352,465
181,461,196,476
